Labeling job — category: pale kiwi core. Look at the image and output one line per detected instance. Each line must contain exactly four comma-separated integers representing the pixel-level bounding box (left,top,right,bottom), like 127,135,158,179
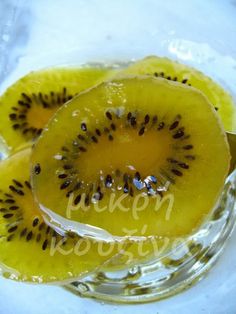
76,127,171,180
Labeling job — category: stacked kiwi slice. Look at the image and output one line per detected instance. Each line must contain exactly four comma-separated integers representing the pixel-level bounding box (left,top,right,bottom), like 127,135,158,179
0,148,133,282
31,76,230,238
0,66,118,155
0,57,234,284
119,56,236,132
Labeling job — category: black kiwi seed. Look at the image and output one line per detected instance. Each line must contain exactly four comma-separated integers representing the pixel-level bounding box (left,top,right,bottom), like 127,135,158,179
78,134,86,141
36,234,41,242
63,164,73,170
157,122,165,130
85,194,90,206
3,213,14,219
42,239,48,250
46,226,51,235
34,163,41,175
173,129,185,139
32,217,39,227
58,173,68,179
106,111,113,120
182,78,188,84
9,185,24,196
183,145,193,150
9,113,17,120
110,123,116,131
105,175,112,188
124,182,129,193
74,194,81,206
130,116,137,126
81,123,87,131
78,146,87,152
26,231,33,241
5,199,15,204
178,162,189,169
25,180,31,189
13,124,20,130
60,180,71,190
95,129,101,136
20,228,27,237
22,92,32,103
127,112,132,120
139,126,145,136
144,114,150,124
18,114,26,119
108,134,114,141
61,146,70,152
38,223,45,231
169,120,179,130
98,191,103,200
180,134,190,141
12,179,23,188
152,115,158,124
91,135,98,143
9,206,19,210
129,187,134,197
171,169,183,176
8,226,18,233
7,234,14,242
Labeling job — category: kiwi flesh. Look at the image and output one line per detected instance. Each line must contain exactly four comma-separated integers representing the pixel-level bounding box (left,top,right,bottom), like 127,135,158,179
0,66,116,155
118,56,236,132
31,76,230,239
0,148,133,283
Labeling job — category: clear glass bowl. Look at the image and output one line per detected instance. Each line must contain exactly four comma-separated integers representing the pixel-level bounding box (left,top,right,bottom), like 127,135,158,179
67,169,236,303
0,0,236,304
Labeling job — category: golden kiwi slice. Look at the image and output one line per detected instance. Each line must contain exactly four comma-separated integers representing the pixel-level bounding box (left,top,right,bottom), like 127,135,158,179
0,148,133,283
0,66,116,155
119,56,236,132
31,76,230,239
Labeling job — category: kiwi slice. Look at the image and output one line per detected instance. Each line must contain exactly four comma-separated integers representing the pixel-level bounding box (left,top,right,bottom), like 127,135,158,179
0,66,116,155
0,148,132,283
118,56,236,132
31,76,230,239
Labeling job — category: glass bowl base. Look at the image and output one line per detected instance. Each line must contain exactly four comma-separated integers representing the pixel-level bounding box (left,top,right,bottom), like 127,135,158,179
65,171,236,304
